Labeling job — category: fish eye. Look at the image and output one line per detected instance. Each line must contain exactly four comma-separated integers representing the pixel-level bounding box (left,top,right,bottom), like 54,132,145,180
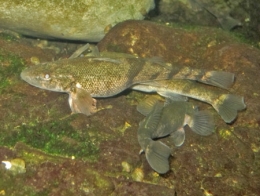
43,74,51,81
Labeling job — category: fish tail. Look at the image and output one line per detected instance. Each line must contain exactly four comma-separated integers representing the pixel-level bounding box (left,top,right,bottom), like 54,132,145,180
217,15,242,30
190,111,215,136
202,71,235,89
213,94,246,123
145,140,171,174
172,67,235,89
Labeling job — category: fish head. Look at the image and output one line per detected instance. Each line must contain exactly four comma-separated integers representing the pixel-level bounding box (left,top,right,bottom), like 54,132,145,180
20,63,72,93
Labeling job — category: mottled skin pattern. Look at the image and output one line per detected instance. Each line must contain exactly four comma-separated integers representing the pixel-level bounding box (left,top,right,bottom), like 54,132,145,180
132,79,246,123
20,55,237,117
21,56,175,97
21,55,235,98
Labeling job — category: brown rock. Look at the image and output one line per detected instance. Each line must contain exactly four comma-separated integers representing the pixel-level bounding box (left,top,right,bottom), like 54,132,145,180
98,20,260,195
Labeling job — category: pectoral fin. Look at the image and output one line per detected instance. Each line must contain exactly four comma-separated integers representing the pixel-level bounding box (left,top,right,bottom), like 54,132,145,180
170,128,185,147
189,111,215,136
68,88,97,116
69,43,92,59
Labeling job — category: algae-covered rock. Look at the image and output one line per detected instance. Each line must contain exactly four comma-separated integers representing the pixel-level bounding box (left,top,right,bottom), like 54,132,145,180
0,0,154,42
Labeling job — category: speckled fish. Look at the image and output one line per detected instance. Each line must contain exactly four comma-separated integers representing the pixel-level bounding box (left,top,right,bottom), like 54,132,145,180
21,55,235,116
132,79,246,123
138,98,214,174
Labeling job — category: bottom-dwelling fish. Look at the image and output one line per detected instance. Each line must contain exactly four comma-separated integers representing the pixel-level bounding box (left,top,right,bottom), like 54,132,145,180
21,51,235,117
132,79,246,123
138,97,215,174
188,0,242,30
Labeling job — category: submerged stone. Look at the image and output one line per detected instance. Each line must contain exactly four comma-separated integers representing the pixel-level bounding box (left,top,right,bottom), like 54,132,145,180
2,158,26,174
0,0,154,42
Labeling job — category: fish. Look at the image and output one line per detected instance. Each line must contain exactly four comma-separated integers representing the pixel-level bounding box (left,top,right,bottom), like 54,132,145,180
188,0,242,30
137,97,215,174
138,101,172,174
132,79,246,123
21,55,235,116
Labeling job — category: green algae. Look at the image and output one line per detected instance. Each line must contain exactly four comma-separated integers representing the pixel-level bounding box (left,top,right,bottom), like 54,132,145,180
14,142,68,165
0,175,46,196
87,169,113,190
218,128,233,139
0,50,25,94
1,118,99,160
0,31,19,42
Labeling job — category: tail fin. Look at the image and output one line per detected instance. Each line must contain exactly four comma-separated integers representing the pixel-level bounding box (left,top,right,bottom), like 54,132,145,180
145,140,171,174
173,67,235,89
217,15,242,30
213,94,246,123
189,111,215,136
200,71,235,89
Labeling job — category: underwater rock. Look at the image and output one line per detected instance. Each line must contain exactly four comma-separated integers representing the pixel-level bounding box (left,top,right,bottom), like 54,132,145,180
2,158,26,174
0,0,154,42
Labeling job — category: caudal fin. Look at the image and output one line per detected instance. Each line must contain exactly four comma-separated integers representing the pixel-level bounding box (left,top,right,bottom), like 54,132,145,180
213,94,246,123
189,111,215,136
201,71,235,89
145,140,172,174
217,16,242,31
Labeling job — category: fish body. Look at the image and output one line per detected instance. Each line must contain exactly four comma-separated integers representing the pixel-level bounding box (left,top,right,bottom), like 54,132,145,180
138,102,172,174
188,0,242,30
21,55,235,116
138,99,214,173
21,56,173,115
132,79,246,123
21,57,173,97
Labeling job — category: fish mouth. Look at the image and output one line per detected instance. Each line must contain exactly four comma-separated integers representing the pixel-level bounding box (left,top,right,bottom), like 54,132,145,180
20,68,38,87
20,67,44,88
20,68,30,82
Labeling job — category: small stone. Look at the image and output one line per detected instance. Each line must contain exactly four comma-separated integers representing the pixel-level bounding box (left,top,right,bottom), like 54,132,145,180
131,167,144,182
2,158,26,174
121,161,131,173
